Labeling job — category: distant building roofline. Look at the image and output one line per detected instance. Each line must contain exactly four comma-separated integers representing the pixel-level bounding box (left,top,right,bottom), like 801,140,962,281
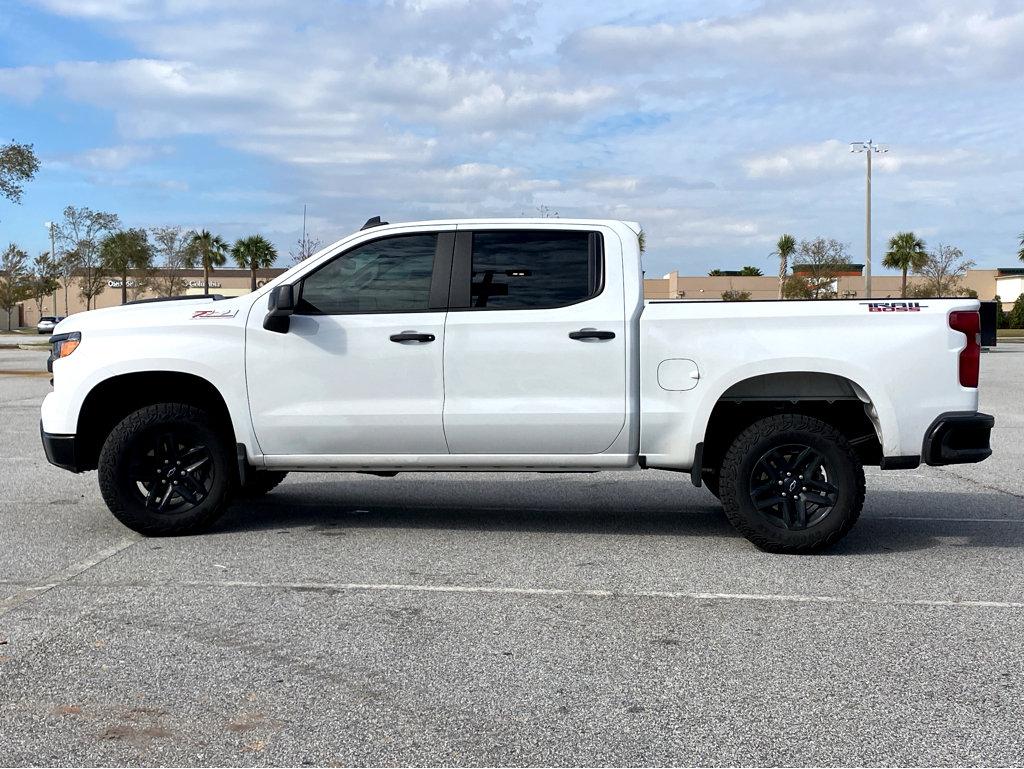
792,263,865,276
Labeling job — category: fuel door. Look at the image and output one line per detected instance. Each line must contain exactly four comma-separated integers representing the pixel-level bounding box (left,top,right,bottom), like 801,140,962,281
657,358,700,391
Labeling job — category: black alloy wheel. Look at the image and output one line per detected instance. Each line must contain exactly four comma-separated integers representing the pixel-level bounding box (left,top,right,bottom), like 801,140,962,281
128,428,215,515
719,413,865,553
98,403,235,535
748,443,839,531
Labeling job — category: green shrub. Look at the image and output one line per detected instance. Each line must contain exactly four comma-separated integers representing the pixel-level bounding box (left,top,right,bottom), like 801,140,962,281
1009,294,1024,329
994,296,1008,329
721,289,751,301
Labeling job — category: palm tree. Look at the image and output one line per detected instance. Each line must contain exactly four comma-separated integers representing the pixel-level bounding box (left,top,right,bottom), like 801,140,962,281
231,235,278,292
883,231,928,298
184,229,229,295
1018,232,1024,264
773,234,796,300
100,229,153,305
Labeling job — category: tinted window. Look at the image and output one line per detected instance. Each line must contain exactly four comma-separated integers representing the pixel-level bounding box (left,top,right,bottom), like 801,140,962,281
470,231,596,310
298,234,436,314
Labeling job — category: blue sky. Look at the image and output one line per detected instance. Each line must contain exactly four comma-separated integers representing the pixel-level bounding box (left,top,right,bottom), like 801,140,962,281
1,0,1023,277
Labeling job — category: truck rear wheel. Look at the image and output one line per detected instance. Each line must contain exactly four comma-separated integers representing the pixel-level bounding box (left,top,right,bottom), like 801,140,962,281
719,414,865,553
98,403,235,536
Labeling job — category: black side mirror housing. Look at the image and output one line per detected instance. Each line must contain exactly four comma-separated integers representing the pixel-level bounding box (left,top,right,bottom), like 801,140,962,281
264,284,295,333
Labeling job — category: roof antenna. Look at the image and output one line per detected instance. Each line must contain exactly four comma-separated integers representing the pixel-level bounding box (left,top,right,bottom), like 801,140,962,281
361,216,388,230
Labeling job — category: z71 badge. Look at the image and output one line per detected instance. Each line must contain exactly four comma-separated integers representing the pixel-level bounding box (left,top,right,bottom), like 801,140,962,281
191,309,238,319
860,301,926,312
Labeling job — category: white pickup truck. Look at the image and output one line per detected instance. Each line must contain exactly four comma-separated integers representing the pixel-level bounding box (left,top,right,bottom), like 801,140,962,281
41,218,993,552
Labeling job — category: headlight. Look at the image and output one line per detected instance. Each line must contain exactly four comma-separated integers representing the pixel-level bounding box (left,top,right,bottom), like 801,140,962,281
47,331,81,373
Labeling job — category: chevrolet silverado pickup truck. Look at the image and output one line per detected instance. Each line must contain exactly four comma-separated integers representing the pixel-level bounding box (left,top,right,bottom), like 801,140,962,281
41,218,994,552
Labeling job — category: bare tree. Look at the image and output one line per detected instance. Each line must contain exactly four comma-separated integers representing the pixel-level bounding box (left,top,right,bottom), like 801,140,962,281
783,238,850,300
54,246,75,316
150,226,189,296
29,251,61,317
0,244,31,330
289,232,323,265
56,206,120,310
909,244,976,298
77,265,108,309
128,272,154,301
520,204,560,218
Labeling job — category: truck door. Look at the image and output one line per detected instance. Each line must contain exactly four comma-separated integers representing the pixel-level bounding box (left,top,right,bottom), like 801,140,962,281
441,227,627,454
246,230,453,457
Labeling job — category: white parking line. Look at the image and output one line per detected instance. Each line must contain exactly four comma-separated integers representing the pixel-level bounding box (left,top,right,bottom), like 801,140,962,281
863,516,1024,523
0,535,141,618
174,579,1024,610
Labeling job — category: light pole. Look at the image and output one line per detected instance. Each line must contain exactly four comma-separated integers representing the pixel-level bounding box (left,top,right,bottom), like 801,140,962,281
44,221,57,314
850,140,887,299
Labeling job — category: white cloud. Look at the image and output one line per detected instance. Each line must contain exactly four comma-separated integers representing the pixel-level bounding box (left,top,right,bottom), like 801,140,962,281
28,0,275,22
561,2,1024,84
7,0,1024,276
66,144,167,171
0,66,49,102
743,141,979,179
744,140,859,178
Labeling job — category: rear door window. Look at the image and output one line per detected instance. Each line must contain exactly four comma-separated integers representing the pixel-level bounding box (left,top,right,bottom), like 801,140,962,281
466,231,601,310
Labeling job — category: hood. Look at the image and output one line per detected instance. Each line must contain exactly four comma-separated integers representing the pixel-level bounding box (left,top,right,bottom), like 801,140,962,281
53,294,252,335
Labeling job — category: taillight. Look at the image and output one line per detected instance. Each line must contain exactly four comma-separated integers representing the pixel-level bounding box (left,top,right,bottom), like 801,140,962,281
949,310,980,388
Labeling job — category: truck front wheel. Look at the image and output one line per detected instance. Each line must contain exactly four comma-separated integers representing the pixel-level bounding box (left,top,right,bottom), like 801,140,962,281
719,414,865,553
98,403,235,536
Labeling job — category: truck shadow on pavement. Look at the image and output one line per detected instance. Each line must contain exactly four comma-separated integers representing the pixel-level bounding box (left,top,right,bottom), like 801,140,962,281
214,477,1024,556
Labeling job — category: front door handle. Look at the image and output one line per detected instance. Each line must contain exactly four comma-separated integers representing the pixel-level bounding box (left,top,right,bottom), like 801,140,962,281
390,331,436,343
569,328,615,341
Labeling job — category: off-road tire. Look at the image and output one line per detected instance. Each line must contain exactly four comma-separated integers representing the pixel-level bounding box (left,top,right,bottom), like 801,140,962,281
719,413,865,553
98,403,235,536
238,471,288,498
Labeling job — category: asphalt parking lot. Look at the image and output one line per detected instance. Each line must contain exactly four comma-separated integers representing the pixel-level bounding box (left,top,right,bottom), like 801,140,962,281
1,346,1023,766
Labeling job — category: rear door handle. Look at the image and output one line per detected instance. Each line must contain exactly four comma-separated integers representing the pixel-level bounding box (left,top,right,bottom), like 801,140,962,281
569,328,615,341
390,331,435,343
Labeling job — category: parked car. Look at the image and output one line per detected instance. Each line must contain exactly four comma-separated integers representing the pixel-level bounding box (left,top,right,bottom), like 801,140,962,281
36,316,64,335
40,218,993,552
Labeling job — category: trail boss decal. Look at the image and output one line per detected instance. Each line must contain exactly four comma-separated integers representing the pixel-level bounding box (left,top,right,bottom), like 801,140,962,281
191,309,238,319
861,302,927,313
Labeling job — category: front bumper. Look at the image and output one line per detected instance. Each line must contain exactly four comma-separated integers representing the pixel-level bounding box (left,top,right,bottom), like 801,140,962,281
40,421,83,473
923,411,994,466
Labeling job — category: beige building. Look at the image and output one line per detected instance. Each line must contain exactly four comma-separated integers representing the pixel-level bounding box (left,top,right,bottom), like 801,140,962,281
645,268,1021,309
11,265,1024,329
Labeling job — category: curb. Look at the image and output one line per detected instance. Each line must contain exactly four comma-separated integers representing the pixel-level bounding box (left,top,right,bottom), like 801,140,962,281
0,342,50,350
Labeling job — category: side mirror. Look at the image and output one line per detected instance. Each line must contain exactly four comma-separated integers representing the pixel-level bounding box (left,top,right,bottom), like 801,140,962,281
263,284,295,333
